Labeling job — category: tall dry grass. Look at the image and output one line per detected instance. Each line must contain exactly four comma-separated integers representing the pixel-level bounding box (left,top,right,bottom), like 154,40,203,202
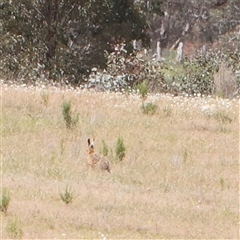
1,84,239,239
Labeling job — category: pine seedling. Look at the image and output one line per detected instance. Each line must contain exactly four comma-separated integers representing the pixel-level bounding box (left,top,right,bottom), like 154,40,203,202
0,188,10,214
115,137,126,162
61,100,79,129
60,186,73,205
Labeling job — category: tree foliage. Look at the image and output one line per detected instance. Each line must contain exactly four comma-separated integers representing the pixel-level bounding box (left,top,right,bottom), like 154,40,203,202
0,0,156,84
0,0,239,93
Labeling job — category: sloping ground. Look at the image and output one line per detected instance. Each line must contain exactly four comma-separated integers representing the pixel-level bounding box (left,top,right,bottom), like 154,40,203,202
1,83,239,239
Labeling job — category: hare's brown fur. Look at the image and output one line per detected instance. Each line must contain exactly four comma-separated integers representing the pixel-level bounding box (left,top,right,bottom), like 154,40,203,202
87,139,110,173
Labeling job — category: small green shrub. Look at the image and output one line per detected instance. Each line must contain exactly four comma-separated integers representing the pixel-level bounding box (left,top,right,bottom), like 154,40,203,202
137,80,148,101
100,139,109,157
6,220,23,239
61,101,72,128
137,80,158,115
141,102,157,115
61,100,79,129
60,186,73,205
0,188,10,213
115,137,126,162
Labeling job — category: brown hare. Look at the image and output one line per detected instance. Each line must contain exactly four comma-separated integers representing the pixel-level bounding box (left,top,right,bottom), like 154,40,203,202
87,138,110,173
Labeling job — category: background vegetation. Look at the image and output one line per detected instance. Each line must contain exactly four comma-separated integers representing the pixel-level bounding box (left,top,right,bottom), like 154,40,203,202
0,0,240,97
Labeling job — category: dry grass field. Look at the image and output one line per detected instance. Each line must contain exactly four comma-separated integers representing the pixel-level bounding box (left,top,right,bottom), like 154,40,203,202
1,83,239,239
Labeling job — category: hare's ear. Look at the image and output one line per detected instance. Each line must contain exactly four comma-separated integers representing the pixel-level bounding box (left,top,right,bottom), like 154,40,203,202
87,139,91,146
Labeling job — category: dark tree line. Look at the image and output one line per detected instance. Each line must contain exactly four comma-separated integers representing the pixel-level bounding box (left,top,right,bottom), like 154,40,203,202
0,0,239,86
0,0,163,84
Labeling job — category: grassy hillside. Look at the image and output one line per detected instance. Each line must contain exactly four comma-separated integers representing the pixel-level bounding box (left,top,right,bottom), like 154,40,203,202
1,84,239,239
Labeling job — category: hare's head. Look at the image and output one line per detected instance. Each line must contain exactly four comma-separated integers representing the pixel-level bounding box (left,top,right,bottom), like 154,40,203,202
88,138,95,154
